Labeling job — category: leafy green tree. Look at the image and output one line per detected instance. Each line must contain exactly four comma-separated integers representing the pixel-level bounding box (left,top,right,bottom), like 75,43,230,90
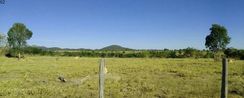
205,24,231,52
7,23,33,59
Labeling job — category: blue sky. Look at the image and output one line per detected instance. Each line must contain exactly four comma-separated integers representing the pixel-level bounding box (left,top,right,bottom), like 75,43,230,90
0,0,244,49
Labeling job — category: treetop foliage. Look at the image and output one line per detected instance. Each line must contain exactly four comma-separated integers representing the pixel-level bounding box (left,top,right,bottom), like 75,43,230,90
205,24,231,52
7,23,33,49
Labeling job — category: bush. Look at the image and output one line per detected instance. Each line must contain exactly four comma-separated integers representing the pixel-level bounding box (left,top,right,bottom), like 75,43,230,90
240,56,244,60
240,51,244,60
5,48,24,58
5,49,17,57
23,46,43,55
213,51,225,61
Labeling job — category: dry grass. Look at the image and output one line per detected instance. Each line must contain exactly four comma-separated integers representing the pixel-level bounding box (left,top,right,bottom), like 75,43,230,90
0,56,243,98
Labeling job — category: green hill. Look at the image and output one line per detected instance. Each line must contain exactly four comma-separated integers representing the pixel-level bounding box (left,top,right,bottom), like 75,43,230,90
100,45,133,51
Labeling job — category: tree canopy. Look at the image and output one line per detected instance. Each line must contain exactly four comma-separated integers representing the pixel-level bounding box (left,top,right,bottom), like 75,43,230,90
7,23,33,49
205,24,231,52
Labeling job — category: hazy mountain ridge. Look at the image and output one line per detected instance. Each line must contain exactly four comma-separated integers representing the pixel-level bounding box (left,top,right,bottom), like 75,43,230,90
29,45,133,51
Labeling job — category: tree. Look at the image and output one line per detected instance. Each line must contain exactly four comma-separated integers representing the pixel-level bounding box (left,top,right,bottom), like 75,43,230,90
7,23,33,59
205,24,231,61
205,24,231,52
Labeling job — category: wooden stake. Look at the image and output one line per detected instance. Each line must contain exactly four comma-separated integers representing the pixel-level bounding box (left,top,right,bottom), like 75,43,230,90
99,58,105,98
221,58,228,98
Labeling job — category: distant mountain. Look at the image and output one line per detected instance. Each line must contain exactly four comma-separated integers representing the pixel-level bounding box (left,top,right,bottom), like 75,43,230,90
100,45,133,51
30,45,92,51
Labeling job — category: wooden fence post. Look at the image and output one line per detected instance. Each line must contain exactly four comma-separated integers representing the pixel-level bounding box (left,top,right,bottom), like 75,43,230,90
221,58,228,98
99,58,105,98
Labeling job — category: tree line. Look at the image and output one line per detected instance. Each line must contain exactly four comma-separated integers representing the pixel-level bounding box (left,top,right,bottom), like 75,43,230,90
20,46,244,60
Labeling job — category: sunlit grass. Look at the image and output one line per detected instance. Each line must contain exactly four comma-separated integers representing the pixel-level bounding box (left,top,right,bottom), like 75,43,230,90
0,56,243,97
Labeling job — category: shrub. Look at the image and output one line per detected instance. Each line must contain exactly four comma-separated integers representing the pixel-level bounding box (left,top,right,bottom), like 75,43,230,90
214,51,225,61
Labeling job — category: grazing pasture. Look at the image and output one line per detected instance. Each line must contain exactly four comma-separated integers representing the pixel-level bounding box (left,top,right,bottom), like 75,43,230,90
0,56,243,98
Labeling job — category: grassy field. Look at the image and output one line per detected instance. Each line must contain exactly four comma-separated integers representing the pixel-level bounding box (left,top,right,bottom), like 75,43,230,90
0,56,243,98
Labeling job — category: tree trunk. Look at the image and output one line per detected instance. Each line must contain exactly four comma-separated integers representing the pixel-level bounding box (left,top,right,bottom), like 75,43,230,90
18,52,20,60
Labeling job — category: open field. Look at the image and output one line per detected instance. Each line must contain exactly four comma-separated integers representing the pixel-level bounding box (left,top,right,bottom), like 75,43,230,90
0,56,243,98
